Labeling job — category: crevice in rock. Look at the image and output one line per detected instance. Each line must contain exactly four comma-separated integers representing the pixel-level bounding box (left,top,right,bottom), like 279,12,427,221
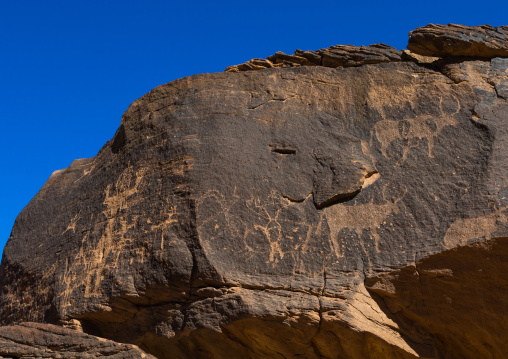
314,189,361,209
247,98,286,110
365,170,378,178
220,325,254,353
309,339,324,358
309,269,327,357
270,146,297,154
484,77,504,99
179,253,198,332
282,193,311,203
415,266,423,289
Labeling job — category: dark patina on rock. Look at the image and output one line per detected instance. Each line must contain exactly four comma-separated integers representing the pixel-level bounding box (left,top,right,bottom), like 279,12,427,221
1,24,508,358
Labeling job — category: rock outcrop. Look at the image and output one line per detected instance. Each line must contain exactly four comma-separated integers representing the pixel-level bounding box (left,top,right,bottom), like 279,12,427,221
366,237,508,359
408,23,508,58
225,43,401,72
0,322,153,358
1,24,508,358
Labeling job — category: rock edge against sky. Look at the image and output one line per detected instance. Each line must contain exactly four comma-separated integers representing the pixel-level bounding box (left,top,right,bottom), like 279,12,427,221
1,23,507,358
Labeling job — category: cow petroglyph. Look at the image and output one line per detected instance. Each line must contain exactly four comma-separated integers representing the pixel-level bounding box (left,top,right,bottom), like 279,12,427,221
324,184,407,260
370,94,461,163
198,182,407,270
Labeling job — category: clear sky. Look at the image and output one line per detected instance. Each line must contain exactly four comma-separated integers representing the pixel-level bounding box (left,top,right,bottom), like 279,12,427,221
1,0,507,259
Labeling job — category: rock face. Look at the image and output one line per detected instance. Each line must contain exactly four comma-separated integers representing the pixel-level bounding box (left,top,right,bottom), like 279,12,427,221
408,23,508,58
366,237,508,359
1,24,508,358
0,322,153,358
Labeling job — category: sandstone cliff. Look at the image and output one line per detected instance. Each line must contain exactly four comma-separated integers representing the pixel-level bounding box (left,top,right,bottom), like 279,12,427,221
1,24,507,358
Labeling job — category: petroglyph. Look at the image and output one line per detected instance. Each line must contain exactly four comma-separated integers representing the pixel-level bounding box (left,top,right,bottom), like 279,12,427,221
371,94,461,163
197,190,313,264
57,163,183,306
324,185,406,259
443,205,508,249
63,212,81,235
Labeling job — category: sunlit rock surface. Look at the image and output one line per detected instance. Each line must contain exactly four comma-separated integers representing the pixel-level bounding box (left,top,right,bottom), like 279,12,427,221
1,24,507,358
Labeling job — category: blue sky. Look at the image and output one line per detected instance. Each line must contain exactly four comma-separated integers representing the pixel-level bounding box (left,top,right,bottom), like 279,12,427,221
1,0,507,258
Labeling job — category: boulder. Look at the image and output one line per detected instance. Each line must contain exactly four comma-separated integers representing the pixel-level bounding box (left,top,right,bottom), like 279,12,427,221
408,23,508,58
0,322,153,358
1,24,508,358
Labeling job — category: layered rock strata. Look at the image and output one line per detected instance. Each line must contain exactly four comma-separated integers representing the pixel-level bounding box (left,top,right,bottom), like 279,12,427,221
408,23,508,58
225,43,401,72
0,322,153,358
1,24,507,358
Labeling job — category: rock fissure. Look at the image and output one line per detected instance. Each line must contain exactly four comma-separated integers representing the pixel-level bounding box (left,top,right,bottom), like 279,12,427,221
282,193,311,203
314,189,362,209
247,98,287,110
270,146,297,155
2,23,508,358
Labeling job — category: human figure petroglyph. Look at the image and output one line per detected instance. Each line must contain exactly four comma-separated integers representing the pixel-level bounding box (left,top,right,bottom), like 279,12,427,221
197,182,408,270
246,191,312,263
58,164,181,303
197,190,312,264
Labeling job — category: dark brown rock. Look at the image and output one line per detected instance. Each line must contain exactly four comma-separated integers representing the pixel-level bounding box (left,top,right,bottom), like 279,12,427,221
1,25,508,358
0,322,153,358
225,43,402,72
408,23,508,58
366,236,508,359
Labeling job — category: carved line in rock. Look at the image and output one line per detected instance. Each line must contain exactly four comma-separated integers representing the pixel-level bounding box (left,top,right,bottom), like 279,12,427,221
56,162,185,313
370,92,461,164
197,181,406,274
197,189,314,265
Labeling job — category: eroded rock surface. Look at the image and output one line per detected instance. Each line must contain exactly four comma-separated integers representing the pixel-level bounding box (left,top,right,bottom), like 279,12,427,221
225,43,401,72
408,23,508,58
366,236,508,359
1,24,508,358
0,322,153,358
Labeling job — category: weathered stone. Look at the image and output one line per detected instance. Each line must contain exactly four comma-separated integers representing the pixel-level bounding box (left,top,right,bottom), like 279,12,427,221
1,25,508,358
366,237,508,359
408,23,508,58
0,322,154,358
225,43,402,72
401,50,440,64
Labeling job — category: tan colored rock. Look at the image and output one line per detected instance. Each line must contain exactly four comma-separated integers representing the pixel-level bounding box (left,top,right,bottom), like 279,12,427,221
366,237,508,358
401,50,440,64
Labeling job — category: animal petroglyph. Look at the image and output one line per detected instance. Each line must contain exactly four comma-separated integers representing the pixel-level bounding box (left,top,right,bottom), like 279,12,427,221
62,212,81,235
443,206,508,249
324,184,406,261
371,95,461,163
